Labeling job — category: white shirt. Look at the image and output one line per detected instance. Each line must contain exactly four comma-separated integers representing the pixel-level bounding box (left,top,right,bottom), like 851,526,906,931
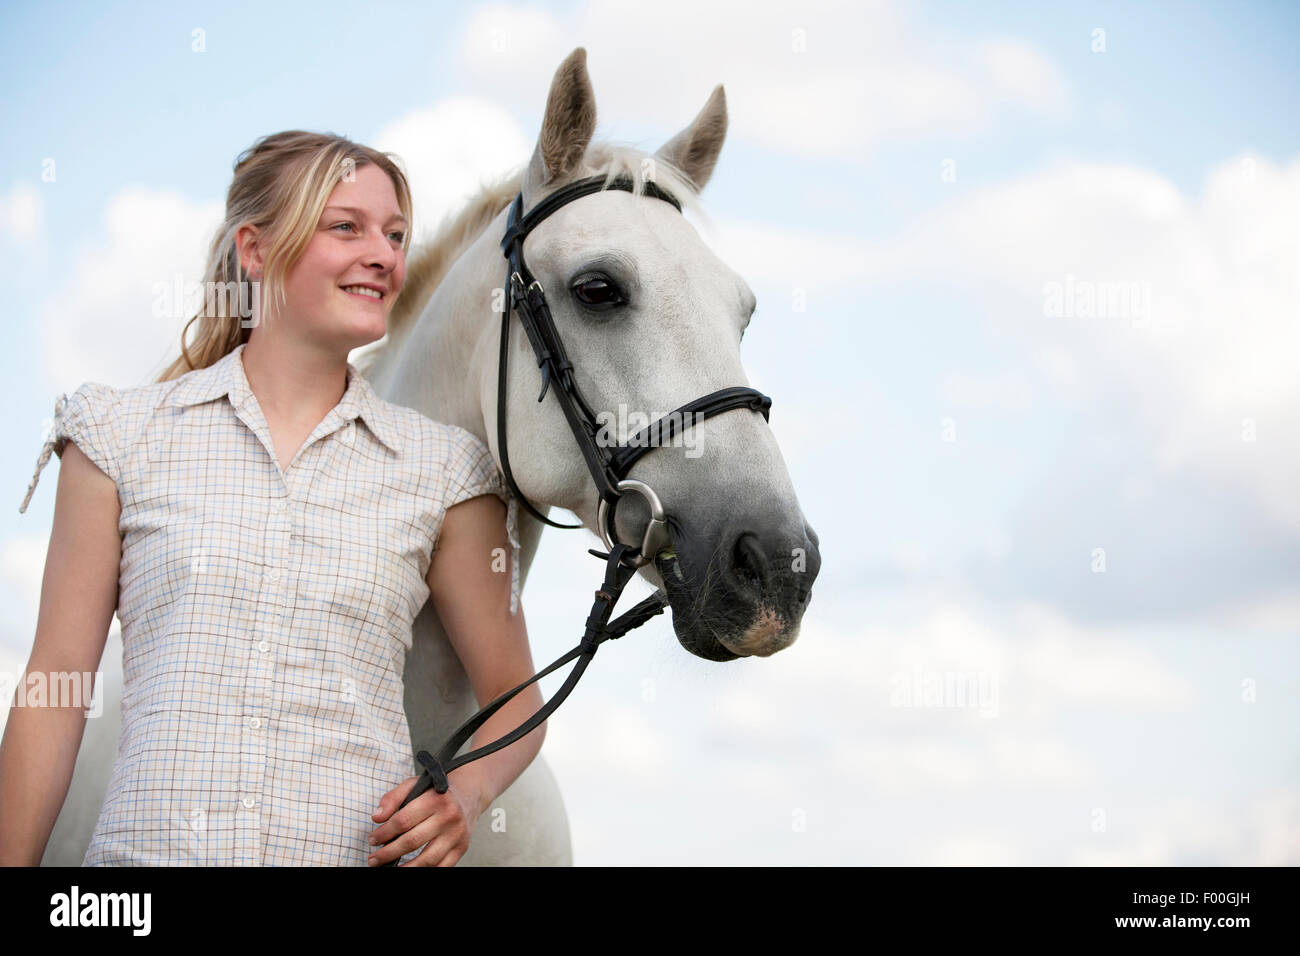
18,343,519,865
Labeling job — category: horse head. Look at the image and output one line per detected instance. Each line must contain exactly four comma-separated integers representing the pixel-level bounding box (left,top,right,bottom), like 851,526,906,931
504,48,822,660
371,47,821,662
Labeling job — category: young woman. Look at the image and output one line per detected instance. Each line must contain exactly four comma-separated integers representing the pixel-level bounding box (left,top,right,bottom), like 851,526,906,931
0,131,543,867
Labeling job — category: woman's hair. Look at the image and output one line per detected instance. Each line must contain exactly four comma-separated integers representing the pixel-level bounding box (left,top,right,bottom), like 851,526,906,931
156,130,413,383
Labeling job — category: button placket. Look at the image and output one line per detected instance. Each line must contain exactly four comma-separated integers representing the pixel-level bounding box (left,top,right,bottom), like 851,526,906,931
239,478,289,859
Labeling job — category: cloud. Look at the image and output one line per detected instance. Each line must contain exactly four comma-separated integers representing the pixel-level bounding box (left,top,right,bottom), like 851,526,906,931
452,0,1069,159
702,217,880,290
0,534,48,652
925,833,1026,866
534,581,1274,863
36,188,222,389
1072,791,1300,866
706,152,1299,622
543,706,672,783
548,587,1193,807
939,371,1034,411
977,38,1069,114
0,181,42,243
371,96,533,242
1214,591,1300,633
869,154,1300,533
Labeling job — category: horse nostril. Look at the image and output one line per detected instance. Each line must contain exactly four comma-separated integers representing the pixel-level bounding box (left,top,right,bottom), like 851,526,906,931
730,533,768,596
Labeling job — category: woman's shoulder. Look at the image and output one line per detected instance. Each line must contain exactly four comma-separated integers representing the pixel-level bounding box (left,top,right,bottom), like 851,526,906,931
371,399,495,467
61,373,208,462
62,374,187,413
19,377,175,512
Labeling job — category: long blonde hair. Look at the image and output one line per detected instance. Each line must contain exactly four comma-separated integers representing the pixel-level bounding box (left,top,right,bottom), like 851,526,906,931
157,131,413,382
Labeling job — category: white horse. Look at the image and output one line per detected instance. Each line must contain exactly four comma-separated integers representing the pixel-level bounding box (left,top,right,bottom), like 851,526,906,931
42,47,821,866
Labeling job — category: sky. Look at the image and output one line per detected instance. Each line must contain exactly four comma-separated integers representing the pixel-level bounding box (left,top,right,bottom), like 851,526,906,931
1,0,1298,865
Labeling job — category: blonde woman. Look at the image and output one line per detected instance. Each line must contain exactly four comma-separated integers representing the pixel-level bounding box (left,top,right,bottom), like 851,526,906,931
0,131,541,866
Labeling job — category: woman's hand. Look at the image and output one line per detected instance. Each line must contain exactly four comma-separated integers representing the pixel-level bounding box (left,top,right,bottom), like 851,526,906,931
367,771,482,867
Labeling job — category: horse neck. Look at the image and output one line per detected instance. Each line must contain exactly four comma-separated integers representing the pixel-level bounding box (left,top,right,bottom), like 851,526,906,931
380,208,509,443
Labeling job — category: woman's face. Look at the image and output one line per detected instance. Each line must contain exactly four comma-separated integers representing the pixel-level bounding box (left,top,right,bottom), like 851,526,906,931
276,162,407,351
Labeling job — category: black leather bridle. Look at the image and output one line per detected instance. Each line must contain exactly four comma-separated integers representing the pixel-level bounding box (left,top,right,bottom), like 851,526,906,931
497,173,772,565
379,174,772,864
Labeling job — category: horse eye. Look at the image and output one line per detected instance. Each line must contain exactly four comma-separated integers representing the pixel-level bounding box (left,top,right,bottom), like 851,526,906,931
571,276,624,309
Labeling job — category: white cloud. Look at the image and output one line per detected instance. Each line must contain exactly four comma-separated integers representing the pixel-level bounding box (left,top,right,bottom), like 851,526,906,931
731,153,1300,534
939,372,1034,411
625,589,1192,802
1072,791,1300,866
544,705,672,783
916,155,1300,532
452,0,1068,159
539,581,1260,863
1214,591,1300,633
702,217,881,290
0,534,48,651
1009,603,1197,711
0,181,42,242
925,833,1026,866
38,188,221,389
371,96,533,242
978,38,1069,114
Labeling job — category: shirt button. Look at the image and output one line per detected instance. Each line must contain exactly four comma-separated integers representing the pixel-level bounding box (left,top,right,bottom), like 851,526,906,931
266,567,280,582
248,717,261,729
242,797,256,809
341,423,355,445
257,640,269,653
273,498,287,512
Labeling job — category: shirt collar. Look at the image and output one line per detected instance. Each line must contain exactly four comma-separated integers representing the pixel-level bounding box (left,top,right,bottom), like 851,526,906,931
164,343,404,454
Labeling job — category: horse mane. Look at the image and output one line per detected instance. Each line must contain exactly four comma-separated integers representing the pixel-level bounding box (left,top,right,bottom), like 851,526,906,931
353,169,521,377
354,143,702,378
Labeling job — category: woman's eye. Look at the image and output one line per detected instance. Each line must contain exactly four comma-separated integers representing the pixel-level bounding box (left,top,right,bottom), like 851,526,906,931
332,222,403,243
571,276,624,309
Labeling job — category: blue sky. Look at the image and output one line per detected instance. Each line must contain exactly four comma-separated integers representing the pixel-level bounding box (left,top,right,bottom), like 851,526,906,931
2,0,1298,866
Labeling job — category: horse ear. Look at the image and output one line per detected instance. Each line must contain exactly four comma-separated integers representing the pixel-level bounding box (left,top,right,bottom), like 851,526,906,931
522,47,598,205
654,84,727,193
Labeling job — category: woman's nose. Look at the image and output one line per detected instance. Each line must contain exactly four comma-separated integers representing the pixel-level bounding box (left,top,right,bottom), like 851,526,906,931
363,228,398,271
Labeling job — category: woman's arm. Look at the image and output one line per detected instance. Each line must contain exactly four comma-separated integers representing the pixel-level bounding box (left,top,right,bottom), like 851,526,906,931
0,443,120,865
367,492,544,866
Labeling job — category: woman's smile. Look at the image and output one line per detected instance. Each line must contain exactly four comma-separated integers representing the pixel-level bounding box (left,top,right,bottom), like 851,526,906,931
341,284,385,303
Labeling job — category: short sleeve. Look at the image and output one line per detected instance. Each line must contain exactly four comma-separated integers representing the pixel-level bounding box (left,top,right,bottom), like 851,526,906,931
18,383,121,514
435,426,521,615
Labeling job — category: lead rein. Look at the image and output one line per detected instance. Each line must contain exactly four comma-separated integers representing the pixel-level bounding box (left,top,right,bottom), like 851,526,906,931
379,543,669,865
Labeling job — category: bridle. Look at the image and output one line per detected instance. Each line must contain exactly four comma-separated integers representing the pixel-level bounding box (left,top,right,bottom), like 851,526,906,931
379,173,772,863
496,173,772,565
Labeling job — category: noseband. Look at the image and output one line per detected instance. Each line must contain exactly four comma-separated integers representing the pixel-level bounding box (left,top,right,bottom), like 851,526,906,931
379,175,773,862
496,173,772,566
